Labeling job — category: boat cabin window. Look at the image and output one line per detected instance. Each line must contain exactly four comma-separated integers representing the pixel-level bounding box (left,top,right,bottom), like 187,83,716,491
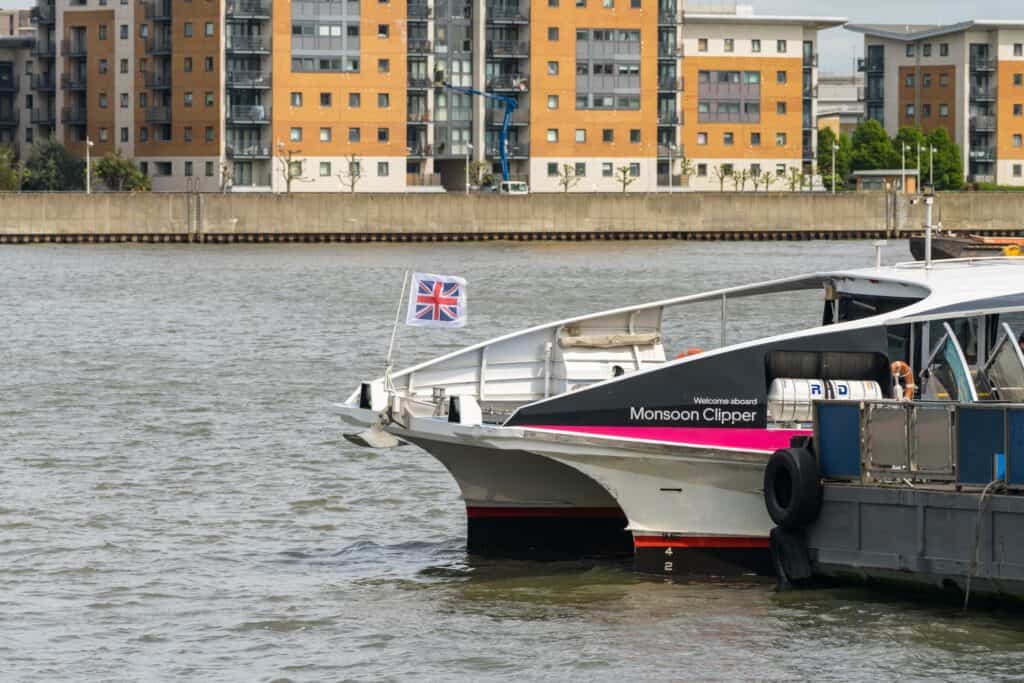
822,294,921,326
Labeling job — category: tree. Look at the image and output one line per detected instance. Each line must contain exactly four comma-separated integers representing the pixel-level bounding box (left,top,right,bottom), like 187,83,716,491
557,163,581,193
731,168,749,191
615,165,636,192
786,167,803,192
711,164,730,191
750,169,762,192
277,146,312,194
762,171,777,192
469,160,492,189
817,127,853,191
93,149,151,191
336,154,362,193
0,145,21,191
22,138,85,191
926,127,964,190
850,119,898,172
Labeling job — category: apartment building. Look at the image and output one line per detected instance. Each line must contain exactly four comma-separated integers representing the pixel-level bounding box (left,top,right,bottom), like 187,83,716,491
0,8,35,36
2,0,841,192
848,21,1024,186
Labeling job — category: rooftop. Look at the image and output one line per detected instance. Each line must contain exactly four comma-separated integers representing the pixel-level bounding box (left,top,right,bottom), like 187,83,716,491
846,20,1024,42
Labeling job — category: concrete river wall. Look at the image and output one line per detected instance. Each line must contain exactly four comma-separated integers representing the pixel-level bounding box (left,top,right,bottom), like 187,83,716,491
0,191,1022,243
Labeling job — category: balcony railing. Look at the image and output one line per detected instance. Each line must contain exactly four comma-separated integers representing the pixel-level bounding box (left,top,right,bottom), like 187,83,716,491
145,106,171,123
31,73,55,91
658,77,681,91
226,0,271,18
408,4,431,19
407,110,431,123
407,143,432,157
227,144,271,159
60,107,87,124
486,142,530,158
145,71,172,89
226,35,270,52
143,0,172,21
0,110,19,127
31,108,55,125
227,70,271,88
970,174,996,184
146,36,172,55
227,104,271,122
858,58,884,73
970,85,997,100
0,74,17,92
486,108,530,125
803,52,818,68
31,40,56,57
969,147,996,162
408,39,432,54
408,77,431,89
659,8,678,24
970,56,997,72
487,6,529,22
658,45,682,58
970,115,996,131
60,73,87,90
60,39,88,57
30,4,54,24
487,74,527,91
658,111,681,125
488,40,529,57
407,173,442,187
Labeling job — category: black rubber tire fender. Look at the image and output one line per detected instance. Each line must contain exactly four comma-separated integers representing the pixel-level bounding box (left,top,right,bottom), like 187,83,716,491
764,447,823,530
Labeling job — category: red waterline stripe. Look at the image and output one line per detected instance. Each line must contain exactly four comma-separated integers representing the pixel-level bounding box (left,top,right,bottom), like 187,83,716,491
465,506,625,519
633,535,770,549
521,425,810,452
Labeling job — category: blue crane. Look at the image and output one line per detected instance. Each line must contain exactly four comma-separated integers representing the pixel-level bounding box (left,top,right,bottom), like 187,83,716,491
435,79,519,183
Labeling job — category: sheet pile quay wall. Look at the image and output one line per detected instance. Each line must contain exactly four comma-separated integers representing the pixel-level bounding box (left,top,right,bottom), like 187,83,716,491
0,192,1022,243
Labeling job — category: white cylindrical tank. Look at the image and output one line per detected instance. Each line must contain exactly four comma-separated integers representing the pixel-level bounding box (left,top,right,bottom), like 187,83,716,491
767,378,884,423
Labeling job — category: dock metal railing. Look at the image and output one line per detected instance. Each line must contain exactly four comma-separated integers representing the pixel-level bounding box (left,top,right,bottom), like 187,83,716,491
815,400,1024,488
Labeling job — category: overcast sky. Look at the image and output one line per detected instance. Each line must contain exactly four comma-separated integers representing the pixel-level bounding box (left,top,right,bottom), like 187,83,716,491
3,0,1017,74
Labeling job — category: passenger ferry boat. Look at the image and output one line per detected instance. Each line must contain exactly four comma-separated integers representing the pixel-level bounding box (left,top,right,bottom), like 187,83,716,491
337,257,1024,575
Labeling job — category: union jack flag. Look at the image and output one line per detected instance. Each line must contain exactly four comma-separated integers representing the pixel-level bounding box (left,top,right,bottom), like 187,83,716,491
406,272,467,328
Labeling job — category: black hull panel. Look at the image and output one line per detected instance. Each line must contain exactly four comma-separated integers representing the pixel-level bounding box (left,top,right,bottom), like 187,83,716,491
909,236,1006,261
466,513,633,560
634,545,773,576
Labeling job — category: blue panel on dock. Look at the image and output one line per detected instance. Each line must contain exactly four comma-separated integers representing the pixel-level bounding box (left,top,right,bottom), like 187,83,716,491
816,403,861,478
1009,410,1024,486
957,407,1005,485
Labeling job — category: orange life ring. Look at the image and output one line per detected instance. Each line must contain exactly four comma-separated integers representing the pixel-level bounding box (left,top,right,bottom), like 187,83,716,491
675,347,704,360
891,360,916,400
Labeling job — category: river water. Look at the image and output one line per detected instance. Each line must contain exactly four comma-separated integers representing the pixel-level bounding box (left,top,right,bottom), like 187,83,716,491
3,241,1024,681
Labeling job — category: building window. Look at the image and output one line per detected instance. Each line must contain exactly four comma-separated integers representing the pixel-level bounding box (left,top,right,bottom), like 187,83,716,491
320,127,331,142
575,129,586,143
205,127,213,142
1015,134,1023,147
547,61,559,76
575,162,586,177
1016,44,1024,57
378,93,390,107
922,103,931,117
548,95,559,109
204,57,214,72
185,161,193,177
205,92,214,106
923,43,931,57
99,59,108,74
140,24,149,38
205,161,214,177
697,163,707,177
321,92,332,106
697,132,708,145
377,161,389,177
320,162,332,177
906,44,914,57
630,129,641,143
548,27,559,41
776,39,786,53
349,92,361,107
139,127,148,142
905,74,914,88
290,127,302,141
184,91,193,107
776,71,787,84
698,38,708,52
120,24,128,39
939,73,949,87
777,101,787,115
99,128,108,142
750,132,761,146
378,58,390,73
545,128,560,143
724,38,734,53
547,162,558,177
378,24,389,38
378,127,389,142
629,162,640,177
205,22,214,37
98,24,107,40
602,162,613,177
751,163,761,177
349,127,360,142
751,39,761,53
923,73,931,88
602,128,613,142
1016,104,1023,117
939,103,949,117
1016,74,1023,87
723,131,734,145
184,127,193,142
120,127,128,142
184,22,193,37
776,132,787,146
905,104,915,117
940,43,949,56
120,58,128,73
184,57,193,72
1015,164,1023,178
776,164,786,176
291,92,302,106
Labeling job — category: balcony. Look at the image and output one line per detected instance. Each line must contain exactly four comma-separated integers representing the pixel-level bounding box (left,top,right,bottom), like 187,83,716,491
486,142,530,159
970,115,996,131
143,0,172,22
146,36,172,55
407,143,432,157
659,8,678,24
802,84,818,98
970,174,996,184
658,77,681,91
31,73,55,91
658,111,680,125
803,52,818,68
30,4,54,24
408,77,431,89
407,110,430,124
60,39,88,57
802,147,815,161
60,73,87,91
227,104,271,123
486,108,529,125
0,110,18,127
226,35,270,53
407,173,442,188
0,74,17,93
144,71,172,89
227,70,271,88
408,4,431,20
487,6,529,23
487,74,528,91
408,39,432,54
658,45,682,59
60,107,87,124
31,108,55,125
970,56,997,72
227,143,271,159
970,85,997,101
145,106,171,123
226,0,271,18
969,147,996,162
31,40,56,57
857,58,884,74
656,144,685,159
488,40,529,58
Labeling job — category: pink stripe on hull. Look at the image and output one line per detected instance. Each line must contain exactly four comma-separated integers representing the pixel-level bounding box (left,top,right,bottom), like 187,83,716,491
521,425,810,453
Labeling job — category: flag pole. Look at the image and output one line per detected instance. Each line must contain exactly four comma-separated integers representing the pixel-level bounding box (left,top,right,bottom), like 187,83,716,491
384,270,410,391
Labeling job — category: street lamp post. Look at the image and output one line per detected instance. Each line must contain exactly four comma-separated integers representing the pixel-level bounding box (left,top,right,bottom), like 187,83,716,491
831,141,839,195
465,142,473,195
85,136,94,194
900,143,909,194
929,145,937,187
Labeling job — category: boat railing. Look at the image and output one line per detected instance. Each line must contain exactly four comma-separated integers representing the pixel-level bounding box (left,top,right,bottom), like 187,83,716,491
814,399,1024,488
